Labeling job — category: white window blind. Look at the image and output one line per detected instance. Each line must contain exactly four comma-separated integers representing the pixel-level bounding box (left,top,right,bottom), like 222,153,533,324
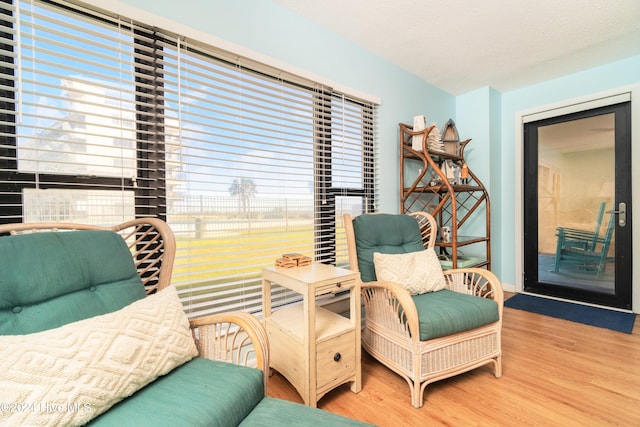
0,0,145,225
0,0,377,317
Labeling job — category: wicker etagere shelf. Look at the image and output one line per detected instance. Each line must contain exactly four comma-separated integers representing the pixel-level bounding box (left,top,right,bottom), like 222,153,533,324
399,122,491,270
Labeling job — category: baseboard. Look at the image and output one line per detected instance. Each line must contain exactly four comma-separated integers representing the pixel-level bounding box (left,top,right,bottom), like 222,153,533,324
502,282,516,293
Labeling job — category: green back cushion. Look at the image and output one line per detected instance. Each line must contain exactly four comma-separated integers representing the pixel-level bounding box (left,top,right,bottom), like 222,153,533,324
87,358,264,427
412,289,499,340
0,230,146,335
352,214,424,282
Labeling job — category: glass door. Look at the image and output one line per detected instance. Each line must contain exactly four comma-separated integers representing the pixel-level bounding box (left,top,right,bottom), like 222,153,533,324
523,101,632,309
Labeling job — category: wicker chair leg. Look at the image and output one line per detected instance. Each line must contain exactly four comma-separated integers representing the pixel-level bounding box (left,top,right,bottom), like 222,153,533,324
494,356,503,378
412,381,423,409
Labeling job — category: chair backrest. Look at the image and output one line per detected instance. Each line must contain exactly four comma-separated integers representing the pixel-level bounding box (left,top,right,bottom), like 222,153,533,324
344,212,436,283
594,202,606,232
598,212,616,258
0,218,176,335
588,201,607,250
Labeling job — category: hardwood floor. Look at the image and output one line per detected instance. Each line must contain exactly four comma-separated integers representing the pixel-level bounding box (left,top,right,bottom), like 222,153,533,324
267,295,640,426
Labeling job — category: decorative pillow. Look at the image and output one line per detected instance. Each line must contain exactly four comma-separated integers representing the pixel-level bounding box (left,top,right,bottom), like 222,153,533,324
0,286,198,427
373,249,446,295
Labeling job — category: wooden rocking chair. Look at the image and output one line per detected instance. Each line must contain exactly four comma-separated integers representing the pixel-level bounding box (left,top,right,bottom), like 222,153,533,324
555,202,606,253
553,210,615,278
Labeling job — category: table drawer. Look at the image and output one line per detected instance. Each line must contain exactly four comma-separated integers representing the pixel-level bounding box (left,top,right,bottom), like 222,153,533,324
315,279,355,296
316,330,356,389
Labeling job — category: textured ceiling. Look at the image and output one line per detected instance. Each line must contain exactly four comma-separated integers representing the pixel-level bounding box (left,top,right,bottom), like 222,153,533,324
274,0,640,95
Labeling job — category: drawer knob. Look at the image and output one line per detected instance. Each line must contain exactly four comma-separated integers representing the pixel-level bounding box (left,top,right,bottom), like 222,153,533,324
336,282,342,288
333,352,341,362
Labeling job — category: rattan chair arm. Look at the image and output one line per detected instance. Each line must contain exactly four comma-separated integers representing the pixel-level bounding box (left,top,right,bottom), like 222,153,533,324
361,280,421,343
189,311,270,394
442,267,504,317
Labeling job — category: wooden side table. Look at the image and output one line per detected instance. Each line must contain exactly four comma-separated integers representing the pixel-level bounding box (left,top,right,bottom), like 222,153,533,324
262,263,362,407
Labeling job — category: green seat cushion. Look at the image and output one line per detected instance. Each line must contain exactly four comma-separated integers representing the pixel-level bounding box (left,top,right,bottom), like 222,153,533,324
412,289,499,340
352,214,424,282
0,230,145,335
239,397,375,427
87,357,264,427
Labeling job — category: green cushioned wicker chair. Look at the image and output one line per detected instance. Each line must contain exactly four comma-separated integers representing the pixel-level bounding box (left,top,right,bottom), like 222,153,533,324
344,212,503,408
0,219,373,426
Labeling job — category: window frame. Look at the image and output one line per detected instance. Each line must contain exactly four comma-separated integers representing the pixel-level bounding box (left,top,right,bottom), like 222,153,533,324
0,0,376,316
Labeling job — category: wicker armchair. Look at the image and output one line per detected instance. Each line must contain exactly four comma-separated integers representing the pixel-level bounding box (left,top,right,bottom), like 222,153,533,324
344,212,503,408
0,218,269,393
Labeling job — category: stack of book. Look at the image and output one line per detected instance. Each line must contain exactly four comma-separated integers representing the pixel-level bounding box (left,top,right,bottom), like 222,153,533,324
275,253,312,268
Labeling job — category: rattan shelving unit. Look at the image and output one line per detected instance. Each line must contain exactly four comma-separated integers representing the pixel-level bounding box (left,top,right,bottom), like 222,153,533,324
399,122,491,269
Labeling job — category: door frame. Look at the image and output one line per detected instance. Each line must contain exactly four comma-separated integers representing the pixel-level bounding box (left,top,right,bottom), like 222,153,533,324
514,85,640,313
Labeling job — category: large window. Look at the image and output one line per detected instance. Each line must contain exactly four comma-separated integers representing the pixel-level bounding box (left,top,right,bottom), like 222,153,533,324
0,0,376,317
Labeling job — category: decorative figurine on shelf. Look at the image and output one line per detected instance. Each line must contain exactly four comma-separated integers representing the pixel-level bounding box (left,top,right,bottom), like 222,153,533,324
441,226,451,243
442,160,461,184
411,115,427,151
441,119,460,156
426,124,444,152
440,119,460,143
461,161,469,184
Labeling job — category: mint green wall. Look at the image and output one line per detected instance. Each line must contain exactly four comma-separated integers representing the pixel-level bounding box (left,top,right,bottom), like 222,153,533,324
455,87,502,260
117,0,455,212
